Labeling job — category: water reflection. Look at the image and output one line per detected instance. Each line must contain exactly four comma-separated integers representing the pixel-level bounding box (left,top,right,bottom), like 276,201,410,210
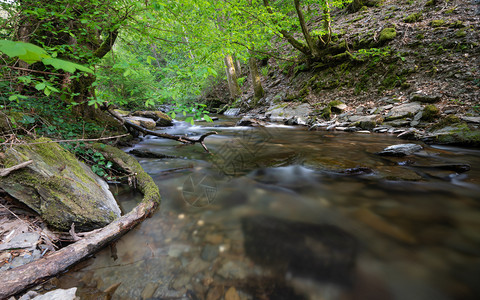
56,118,480,300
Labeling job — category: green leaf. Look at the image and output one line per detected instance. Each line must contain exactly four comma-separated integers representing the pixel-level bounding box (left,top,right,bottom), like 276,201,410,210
203,114,213,122
0,40,48,64
185,116,193,124
42,57,93,74
146,55,157,64
35,82,46,91
171,112,176,119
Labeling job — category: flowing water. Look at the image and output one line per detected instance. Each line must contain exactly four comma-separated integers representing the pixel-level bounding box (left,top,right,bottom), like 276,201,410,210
56,117,480,300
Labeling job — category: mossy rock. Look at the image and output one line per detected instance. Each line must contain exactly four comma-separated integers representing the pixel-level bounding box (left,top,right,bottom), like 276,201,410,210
321,100,347,119
378,27,397,44
404,12,423,23
449,21,465,28
0,138,121,231
430,20,446,28
424,123,480,146
430,115,461,131
455,29,467,38
132,110,173,127
421,105,440,121
347,0,383,13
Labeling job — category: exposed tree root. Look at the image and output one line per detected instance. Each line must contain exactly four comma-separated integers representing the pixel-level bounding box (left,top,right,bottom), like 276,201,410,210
0,145,160,299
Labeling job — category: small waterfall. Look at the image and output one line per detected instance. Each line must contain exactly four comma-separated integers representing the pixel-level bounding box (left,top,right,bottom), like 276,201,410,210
224,108,241,116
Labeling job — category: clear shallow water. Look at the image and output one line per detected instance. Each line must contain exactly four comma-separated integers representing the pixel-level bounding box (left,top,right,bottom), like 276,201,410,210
56,117,480,300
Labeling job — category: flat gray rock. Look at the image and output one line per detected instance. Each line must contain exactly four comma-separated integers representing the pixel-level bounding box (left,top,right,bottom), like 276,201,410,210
376,144,423,156
461,116,480,124
386,102,422,120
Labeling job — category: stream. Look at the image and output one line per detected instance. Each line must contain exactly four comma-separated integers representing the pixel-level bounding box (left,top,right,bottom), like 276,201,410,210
56,116,480,300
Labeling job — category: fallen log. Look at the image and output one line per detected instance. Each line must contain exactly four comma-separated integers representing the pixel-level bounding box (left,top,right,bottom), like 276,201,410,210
108,109,217,152
0,144,161,299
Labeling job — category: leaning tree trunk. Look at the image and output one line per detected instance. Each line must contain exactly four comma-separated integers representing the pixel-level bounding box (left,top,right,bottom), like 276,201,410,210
224,54,241,100
262,0,312,57
294,0,320,58
248,49,265,105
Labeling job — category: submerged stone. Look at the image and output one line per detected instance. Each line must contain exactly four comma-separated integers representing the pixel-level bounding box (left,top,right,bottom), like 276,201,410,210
0,138,121,231
241,215,357,284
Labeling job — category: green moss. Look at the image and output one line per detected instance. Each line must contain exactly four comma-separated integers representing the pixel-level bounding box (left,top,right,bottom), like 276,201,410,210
422,105,440,121
430,20,446,28
321,100,346,120
430,115,461,130
416,33,425,39
445,7,456,14
455,29,467,38
404,12,423,23
321,106,332,120
92,143,161,205
433,123,480,146
379,27,397,44
285,93,298,102
449,21,465,28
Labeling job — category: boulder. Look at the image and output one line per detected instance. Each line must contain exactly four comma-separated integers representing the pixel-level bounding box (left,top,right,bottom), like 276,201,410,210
376,143,423,157
125,116,156,130
132,110,173,127
266,103,312,123
236,117,266,127
385,102,422,121
0,138,121,231
423,124,480,146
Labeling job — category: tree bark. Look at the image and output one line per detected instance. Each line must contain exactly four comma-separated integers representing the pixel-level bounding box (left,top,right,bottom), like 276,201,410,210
248,49,265,105
320,2,332,46
262,0,311,56
0,145,161,299
224,54,241,100
294,0,320,57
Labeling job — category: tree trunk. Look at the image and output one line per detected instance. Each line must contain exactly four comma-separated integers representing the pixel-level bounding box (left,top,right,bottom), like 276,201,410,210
262,0,311,57
224,54,241,100
294,0,320,57
248,49,265,105
233,54,242,75
320,1,332,47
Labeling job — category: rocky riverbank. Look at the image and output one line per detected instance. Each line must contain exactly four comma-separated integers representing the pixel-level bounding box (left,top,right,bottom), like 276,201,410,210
208,0,480,146
234,93,480,146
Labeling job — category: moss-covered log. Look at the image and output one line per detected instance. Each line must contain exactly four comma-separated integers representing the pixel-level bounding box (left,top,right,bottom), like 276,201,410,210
0,144,160,299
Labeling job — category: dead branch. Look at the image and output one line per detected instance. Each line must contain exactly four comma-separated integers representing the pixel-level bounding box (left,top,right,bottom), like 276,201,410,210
107,109,217,152
0,160,33,177
0,145,160,299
